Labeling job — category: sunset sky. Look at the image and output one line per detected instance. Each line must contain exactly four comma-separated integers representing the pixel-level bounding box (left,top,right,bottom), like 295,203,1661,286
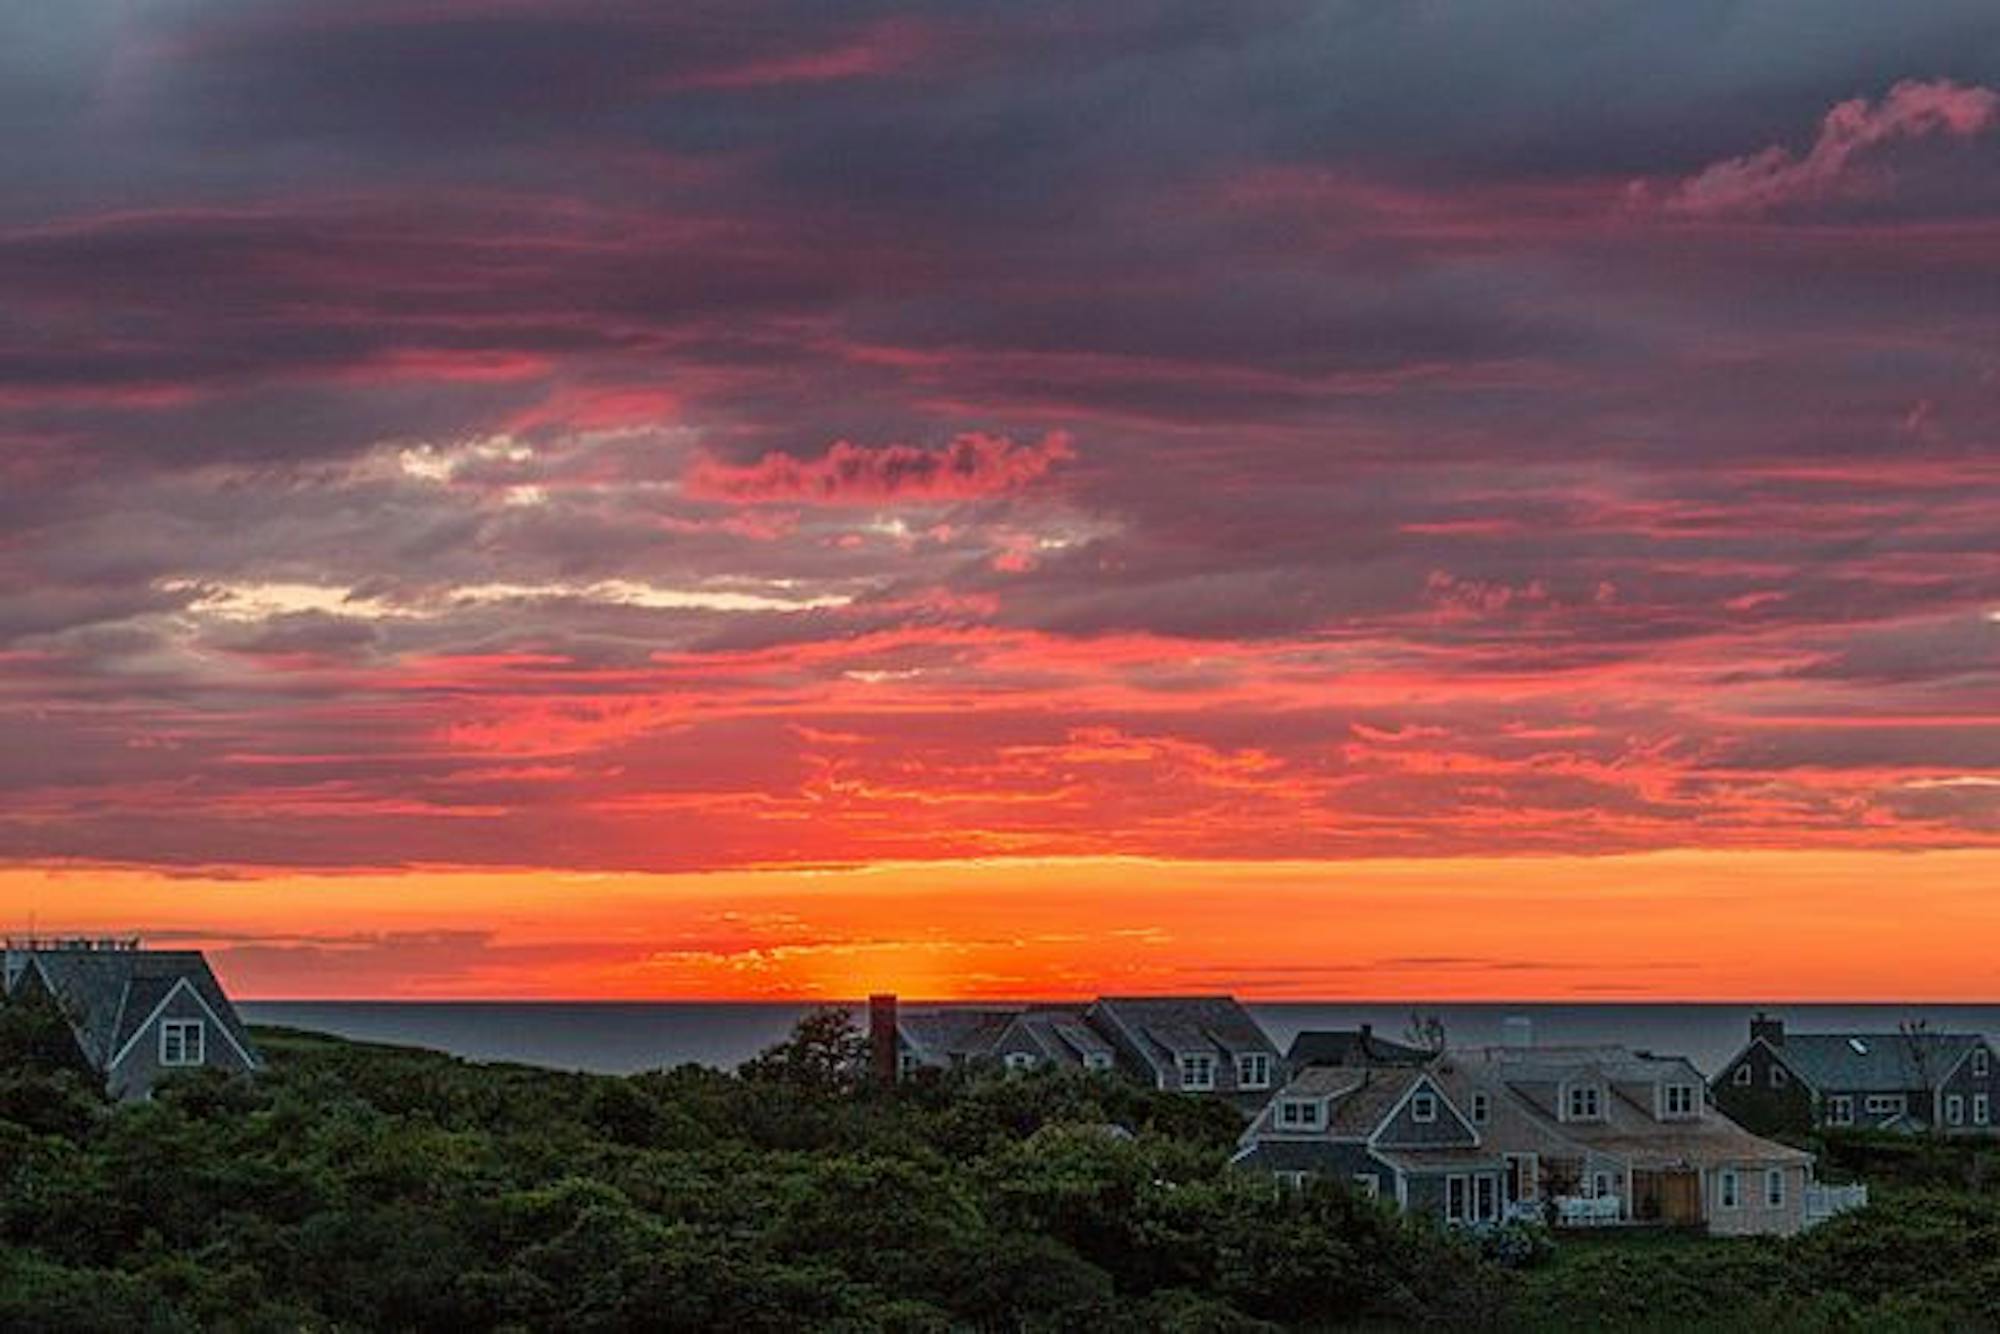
4,2,1999,1000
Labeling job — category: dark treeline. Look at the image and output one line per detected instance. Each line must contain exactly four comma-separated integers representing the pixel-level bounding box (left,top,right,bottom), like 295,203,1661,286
2,1004,1999,1331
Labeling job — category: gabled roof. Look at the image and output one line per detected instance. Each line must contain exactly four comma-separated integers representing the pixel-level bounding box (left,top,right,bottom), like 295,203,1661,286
1008,1008,1115,1065
1286,1028,1431,1068
1762,1032,1986,1093
1243,1066,1438,1141
1091,995,1277,1071
9,947,260,1073
897,1007,1020,1063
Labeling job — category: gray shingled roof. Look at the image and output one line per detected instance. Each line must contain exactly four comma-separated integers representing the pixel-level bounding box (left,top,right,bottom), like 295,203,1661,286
12,948,259,1072
1767,1032,1984,1093
1092,995,1277,1070
1233,1139,1374,1173
897,1007,1020,1063
1286,1029,1431,1068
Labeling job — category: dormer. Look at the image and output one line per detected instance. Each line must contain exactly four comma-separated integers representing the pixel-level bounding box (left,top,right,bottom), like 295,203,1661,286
1658,1079,1703,1121
1272,1095,1328,1133
1560,1079,1606,1123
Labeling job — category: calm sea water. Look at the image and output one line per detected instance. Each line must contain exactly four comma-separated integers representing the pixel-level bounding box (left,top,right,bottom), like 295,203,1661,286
240,1000,2000,1080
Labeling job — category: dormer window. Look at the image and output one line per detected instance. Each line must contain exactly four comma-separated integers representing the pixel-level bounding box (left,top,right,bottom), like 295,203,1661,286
1664,1084,1698,1118
1276,1098,1324,1131
1179,1053,1216,1091
1004,1052,1037,1073
160,1019,205,1067
1469,1091,1490,1125
1565,1084,1602,1121
1411,1090,1438,1123
1236,1052,1272,1090
1084,1052,1113,1073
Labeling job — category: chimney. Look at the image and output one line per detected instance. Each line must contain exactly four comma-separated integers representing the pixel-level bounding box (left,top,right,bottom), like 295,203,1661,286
1750,1012,1785,1048
868,993,899,1086
1502,1016,1534,1050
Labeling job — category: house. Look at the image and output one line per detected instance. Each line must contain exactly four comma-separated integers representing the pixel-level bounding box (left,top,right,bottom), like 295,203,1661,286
1,937,262,1101
866,993,1281,1107
1714,1013,2000,1137
1285,1024,1432,1072
1237,1041,1825,1236
1233,1065,1506,1225
1085,995,1282,1108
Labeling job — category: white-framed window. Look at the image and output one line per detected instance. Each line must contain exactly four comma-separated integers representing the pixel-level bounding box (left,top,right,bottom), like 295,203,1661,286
1947,1094,1965,1126
897,1050,921,1078
1475,1174,1498,1222
1446,1174,1469,1223
1719,1169,1740,1210
1003,1051,1037,1072
1826,1095,1854,1126
1769,1064,1789,1089
1470,1091,1490,1125
159,1019,205,1067
1865,1094,1906,1116
1352,1173,1379,1200
1565,1084,1602,1121
1084,1052,1113,1073
1975,1094,1990,1126
1975,1048,1990,1079
1236,1052,1272,1090
1665,1084,1697,1118
1277,1098,1323,1131
1178,1053,1216,1091
1591,1170,1613,1200
1732,1063,1753,1086
1765,1168,1785,1209
1411,1091,1438,1123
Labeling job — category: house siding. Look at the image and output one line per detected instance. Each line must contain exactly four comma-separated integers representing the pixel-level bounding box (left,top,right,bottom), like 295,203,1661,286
1375,1091,1478,1148
1714,1043,1814,1136
107,984,255,1101
1939,1044,2000,1134
1706,1163,1809,1238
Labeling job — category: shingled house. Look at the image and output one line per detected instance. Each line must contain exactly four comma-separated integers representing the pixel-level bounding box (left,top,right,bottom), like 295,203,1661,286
1238,1042,1830,1236
870,993,1280,1109
1714,1013,2000,1136
2,938,262,1101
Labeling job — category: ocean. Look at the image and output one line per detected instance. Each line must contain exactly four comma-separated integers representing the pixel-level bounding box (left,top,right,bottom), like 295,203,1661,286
239,1000,2000,1080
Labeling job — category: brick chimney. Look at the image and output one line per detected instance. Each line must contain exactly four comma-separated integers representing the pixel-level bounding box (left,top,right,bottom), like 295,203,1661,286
1750,1012,1785,1047
868,993,899,1086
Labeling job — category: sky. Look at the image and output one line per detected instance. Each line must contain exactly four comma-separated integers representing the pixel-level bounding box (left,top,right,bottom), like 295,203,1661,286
3,1,1999,1000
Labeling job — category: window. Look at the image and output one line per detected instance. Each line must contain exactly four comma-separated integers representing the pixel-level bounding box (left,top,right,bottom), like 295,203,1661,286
1732,1063,1753,1087
1475,1174,1498,1222
897,1051,921,1078
1766,1169,1785,1209
1352,1173,1379,1201
1446,1175,1469,1223
1865,1094,1906,1117
1719,1169,1740,1210
1084,1052,1113,1073
1975,1049,1990,1079
1277,1098,1322,1131
1003,1052,1037,1073
1591,1170,1613,1200
1411,1091,1438,1123
1769,1064,1789,1089
1665,1084,1697,1118
1975,1095,1990,1126
1947,1094,1965,1127
1565,1084,1602,1121
1236,1052,1272,1090
1827,1095,1854,1126
159,1019,205,1067
1178,1053,1216,1091
1470,1091,1490,1125
1276,1171,1307,1190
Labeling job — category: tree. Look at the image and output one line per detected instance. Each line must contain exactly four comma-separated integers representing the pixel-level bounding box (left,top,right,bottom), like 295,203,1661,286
739,1007,870,1096
1404,1012,1447,1058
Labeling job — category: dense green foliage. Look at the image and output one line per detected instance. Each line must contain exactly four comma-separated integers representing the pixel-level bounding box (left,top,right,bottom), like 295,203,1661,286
4,1012,1999,1331
0,1014,1505,1331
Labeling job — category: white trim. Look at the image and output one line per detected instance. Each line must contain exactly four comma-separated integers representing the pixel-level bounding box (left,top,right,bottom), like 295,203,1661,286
1765,1167,1785,1209
1974,1094,1989,1126
1411,1091,1438,1123
1946,1093,1965,1127
1974,1047,1992,1080
1235,1051,1273,1091
1718,1168,1741,1210
1826,1094,1854,1126
107,976,258,1071
1367,1075,1481,1148
159,1018,205,1067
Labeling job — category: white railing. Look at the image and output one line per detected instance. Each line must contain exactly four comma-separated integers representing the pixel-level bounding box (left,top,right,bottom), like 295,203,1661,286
1554,1195,1624,1227
1803,1182,1868,1228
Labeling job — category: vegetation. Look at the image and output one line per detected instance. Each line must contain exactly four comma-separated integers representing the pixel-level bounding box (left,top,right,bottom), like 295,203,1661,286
2,1009,1998,1331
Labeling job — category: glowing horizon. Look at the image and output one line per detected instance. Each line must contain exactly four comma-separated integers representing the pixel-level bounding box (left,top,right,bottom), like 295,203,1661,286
4,7,1999,1000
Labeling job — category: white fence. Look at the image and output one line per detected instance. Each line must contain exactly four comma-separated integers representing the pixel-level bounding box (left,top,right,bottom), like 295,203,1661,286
1554,1195,1624,1227
1803,1182,1868,1228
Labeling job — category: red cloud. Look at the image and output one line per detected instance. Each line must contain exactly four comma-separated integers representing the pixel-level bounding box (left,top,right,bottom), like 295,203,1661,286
685,430,1074,505
1659,78,2000,218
